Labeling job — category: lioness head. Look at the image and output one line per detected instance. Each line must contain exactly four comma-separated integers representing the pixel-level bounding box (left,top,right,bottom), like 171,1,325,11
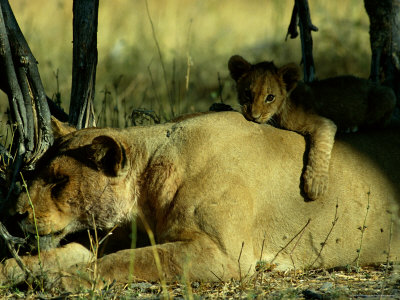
15,121,135,249
228,55,300,123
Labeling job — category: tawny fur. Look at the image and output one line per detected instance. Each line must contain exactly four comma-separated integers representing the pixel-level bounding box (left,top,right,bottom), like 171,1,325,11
228,55,396,200
1,112,399,291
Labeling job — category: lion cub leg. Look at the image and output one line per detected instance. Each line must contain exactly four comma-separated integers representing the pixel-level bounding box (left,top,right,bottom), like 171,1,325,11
302,116,337,200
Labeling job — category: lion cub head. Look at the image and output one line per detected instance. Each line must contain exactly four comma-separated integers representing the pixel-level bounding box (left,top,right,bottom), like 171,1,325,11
228,55,301,124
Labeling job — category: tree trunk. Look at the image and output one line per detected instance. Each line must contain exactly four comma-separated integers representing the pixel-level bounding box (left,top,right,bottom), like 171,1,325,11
69,0,99,129
0,0,55,276
0,0,55,210
364,0,400,102
0,0,54,164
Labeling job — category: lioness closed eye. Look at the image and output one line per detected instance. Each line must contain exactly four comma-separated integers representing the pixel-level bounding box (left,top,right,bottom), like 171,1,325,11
228,55,396,200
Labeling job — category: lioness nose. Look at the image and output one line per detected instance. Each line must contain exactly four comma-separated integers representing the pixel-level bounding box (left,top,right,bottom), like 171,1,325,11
9,199,26,216
15,211,29,223
14,194,29,215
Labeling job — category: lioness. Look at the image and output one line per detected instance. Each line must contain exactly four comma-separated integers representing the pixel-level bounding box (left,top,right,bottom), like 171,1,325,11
228,55,396,201
2,112,399,290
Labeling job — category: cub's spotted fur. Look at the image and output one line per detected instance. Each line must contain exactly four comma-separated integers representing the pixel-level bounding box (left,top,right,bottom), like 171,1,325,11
228,55,396,200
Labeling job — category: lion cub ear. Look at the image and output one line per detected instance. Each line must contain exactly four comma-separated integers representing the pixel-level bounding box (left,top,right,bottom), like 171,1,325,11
87,136,128,177
228,55,252,82
51,116,76,139
278,63,301,93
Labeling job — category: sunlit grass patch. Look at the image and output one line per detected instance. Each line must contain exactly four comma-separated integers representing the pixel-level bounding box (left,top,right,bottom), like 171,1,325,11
1,0,371,127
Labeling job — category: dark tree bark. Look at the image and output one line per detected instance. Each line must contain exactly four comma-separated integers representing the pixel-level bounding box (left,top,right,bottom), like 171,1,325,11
0,0,55,279
286,0,318,83
364,0,400,102
0,1,54,162
0,0,55,209
69,0,99,129
0,0,100,278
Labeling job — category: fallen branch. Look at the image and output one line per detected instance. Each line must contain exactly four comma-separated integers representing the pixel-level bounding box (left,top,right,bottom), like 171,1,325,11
0,221,31,280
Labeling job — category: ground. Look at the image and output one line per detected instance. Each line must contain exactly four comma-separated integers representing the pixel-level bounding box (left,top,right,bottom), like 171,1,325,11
1,265,399,299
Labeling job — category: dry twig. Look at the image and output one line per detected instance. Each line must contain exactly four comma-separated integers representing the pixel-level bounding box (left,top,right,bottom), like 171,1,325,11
354,191,371,269
310,200,339,267
270,218,311,265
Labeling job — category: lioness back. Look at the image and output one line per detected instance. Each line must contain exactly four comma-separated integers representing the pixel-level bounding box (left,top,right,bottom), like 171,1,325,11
7,111,400,289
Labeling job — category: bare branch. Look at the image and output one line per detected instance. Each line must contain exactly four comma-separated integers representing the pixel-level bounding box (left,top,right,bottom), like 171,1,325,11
310,200,339,267
296,0,318,83
270,218,311,265
0,2,26,151
0,0,53,169
354,191,371,269
0,1,27,205
286,4,299,40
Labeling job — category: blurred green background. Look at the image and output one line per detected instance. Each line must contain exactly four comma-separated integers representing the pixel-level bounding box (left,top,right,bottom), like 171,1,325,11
0,0,371,128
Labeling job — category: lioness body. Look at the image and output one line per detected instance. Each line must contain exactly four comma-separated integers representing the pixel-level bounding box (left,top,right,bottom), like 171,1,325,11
228,55,396,200
5,112,400,289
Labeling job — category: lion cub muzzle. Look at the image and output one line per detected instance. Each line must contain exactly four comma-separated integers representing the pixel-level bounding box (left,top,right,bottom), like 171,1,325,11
242,103,262,123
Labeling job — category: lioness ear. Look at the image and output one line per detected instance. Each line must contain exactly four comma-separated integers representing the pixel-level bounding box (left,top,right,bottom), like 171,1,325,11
88,136,127,177
228,55,252,82
51,116,76,139
278,63,301,92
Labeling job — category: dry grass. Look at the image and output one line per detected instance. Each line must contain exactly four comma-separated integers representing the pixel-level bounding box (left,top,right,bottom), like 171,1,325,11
0,0,371,127
1,265,399,299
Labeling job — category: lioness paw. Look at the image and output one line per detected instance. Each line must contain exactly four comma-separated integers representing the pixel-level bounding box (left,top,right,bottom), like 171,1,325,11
303,166,328,200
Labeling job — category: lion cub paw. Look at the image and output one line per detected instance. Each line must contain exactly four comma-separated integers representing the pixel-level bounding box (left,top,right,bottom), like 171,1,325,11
303,166,328,200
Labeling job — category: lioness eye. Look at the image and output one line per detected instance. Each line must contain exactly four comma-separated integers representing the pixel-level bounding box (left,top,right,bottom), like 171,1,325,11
265,94,275,103
51,176,68,199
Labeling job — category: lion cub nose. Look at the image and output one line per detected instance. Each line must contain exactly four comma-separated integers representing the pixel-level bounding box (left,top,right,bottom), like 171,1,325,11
251,112,262,120
250,109,262,121
249,105,262,121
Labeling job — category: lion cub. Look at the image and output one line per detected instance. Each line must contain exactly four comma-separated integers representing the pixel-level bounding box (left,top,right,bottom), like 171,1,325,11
228,55,396,200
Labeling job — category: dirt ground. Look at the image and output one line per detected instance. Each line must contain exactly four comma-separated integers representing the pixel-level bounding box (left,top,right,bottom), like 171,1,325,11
123,265,400,299
3,264,399,299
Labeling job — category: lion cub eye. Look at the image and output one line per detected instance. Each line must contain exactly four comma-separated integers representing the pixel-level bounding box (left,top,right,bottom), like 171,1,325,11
265,94,275,103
